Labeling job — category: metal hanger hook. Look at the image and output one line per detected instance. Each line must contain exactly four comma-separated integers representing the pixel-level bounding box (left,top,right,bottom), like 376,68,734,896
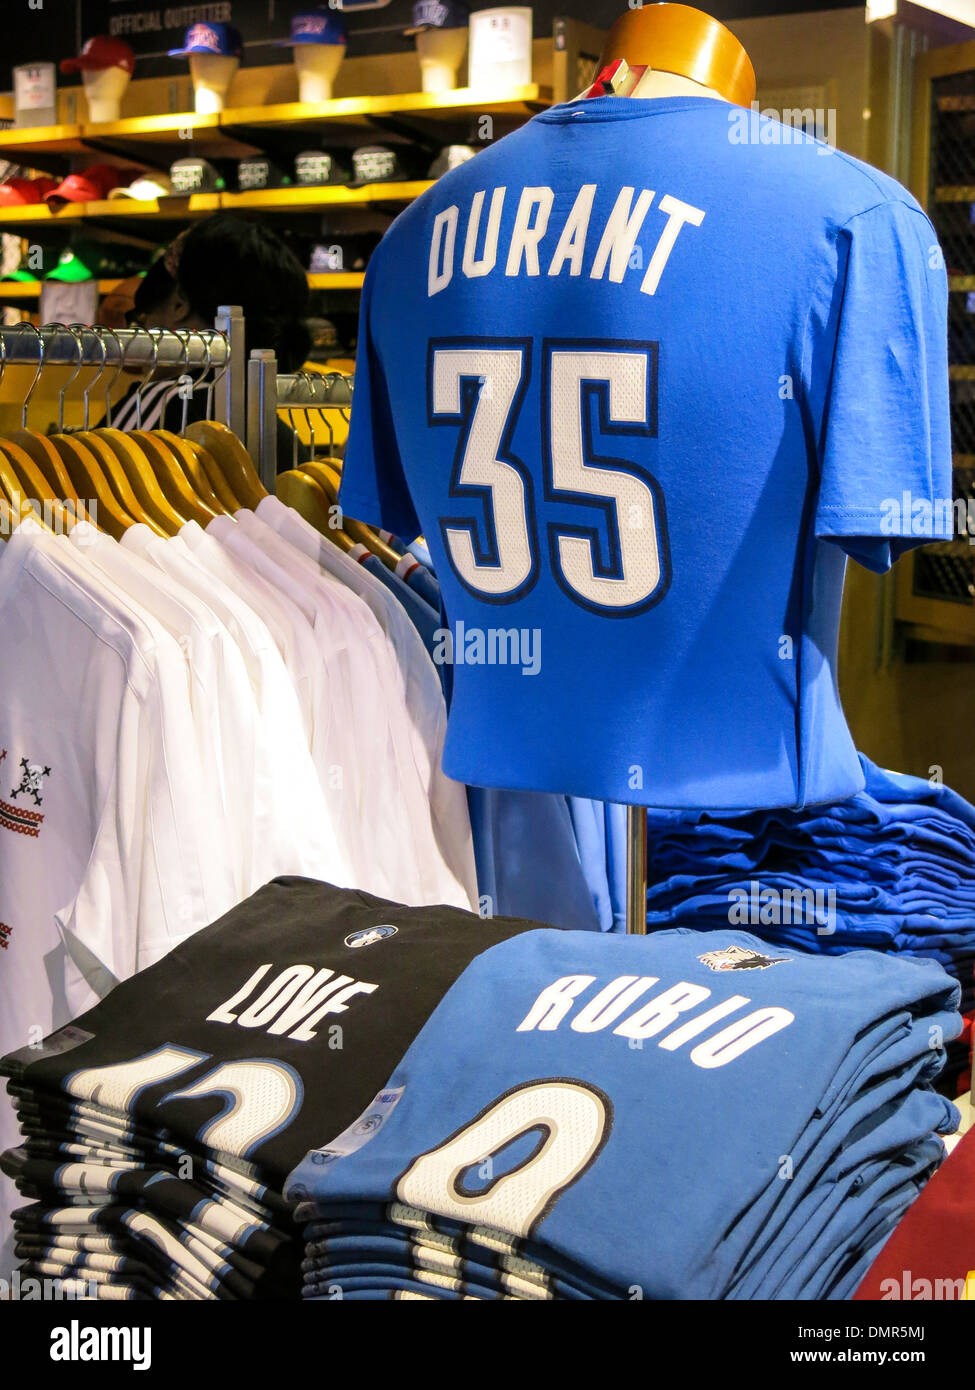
74,323,108,431
50,323,86,433
168,328,193,433
206,330,231,419
17,322,46,430
122,324,161,429
97,326,127,427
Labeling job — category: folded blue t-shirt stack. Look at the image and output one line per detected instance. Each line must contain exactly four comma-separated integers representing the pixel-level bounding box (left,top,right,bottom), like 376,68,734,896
645,755,975,1025
285,927,960,1301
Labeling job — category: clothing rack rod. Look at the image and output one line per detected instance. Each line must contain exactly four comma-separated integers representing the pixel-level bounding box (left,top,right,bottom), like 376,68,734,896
0,325,229,374
625,805,648,935
276,374,353,408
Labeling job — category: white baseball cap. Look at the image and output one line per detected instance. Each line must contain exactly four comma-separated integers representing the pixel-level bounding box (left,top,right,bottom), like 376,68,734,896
108,173,175,201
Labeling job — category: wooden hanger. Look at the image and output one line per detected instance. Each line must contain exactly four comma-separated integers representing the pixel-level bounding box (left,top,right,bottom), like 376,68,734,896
182,438,245,513
46,434,137,542
0,488,55,536
184,420,267,510
300,460,402,569
89,428,187,536
0,446,31,513
276,469,355,552
6,429,80,503
129,429,218,526
0,439,64,516
155,430,227,514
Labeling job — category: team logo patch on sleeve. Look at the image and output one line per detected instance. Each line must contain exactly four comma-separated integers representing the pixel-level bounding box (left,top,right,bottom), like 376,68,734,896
698,944,790,972
344,924,399,949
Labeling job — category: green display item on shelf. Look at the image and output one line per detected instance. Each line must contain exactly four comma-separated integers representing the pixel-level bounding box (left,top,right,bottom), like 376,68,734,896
46,249,94,283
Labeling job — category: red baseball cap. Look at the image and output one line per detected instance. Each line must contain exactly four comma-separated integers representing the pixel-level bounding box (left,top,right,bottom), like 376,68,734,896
60,36,136,77
0,177,44,206
46,164,138,206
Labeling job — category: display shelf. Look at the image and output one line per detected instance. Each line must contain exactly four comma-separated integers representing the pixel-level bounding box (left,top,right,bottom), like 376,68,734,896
307,273,366,290
0,122,88,166
0,194,220,237
221,84,552,133
0,88,551,173
81,112,221,144
0,278,125,302
0,203,87,228
78,112,260,168
219,182,433,212
935,184,975,201
84,194,222,221
0,271,365,300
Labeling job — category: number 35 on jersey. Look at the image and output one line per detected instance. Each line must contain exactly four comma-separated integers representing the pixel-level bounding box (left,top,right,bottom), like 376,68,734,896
430,338,670,616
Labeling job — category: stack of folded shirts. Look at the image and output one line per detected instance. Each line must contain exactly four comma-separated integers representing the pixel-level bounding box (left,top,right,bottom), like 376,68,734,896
284,927,962,1301
854,1120,975,1301
645,755,975,1022
0,878,542,1299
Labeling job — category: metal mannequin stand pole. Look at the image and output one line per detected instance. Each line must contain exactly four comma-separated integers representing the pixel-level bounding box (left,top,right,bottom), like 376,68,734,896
214,304,245,441
626,805,647,935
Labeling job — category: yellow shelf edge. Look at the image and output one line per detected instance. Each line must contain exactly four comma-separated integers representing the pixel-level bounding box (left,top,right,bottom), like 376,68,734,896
222,83,551,127
0,277,127,299
219,182,432,210
0,121,84,147
0,85,552,161
935,185,975,201
79,112,220,140
0,203,86,224
86,194,222,217
307,272,365,290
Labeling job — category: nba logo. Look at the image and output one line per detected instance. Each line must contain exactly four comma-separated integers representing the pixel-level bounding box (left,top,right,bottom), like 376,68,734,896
344,924,399,949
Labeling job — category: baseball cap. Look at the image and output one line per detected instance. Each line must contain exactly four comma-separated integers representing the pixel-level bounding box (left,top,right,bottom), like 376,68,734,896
45,249,94,284
168,23,243,58
45,164,138,206
350,144,424,185
45,241,147,283
428,144,477,178
405,0,468,35
108,173,175,200
169,157,227,194
60,35,136,76
277,10,347,45
237,156,290,192
294,151,350,187
0,176,57,207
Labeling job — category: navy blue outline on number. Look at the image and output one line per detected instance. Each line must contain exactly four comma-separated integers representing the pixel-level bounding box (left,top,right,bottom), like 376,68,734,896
160,1058,305,1161
541,338,671,618
428,336,539,605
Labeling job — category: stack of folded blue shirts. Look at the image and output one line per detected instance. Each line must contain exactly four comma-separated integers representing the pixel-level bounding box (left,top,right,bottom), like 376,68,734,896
645,755,975,1019
284,927,961,1301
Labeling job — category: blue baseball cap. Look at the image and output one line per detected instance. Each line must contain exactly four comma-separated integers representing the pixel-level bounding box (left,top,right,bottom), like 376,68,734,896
404,0,468,35
278,10,347,45
168,22,243,58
